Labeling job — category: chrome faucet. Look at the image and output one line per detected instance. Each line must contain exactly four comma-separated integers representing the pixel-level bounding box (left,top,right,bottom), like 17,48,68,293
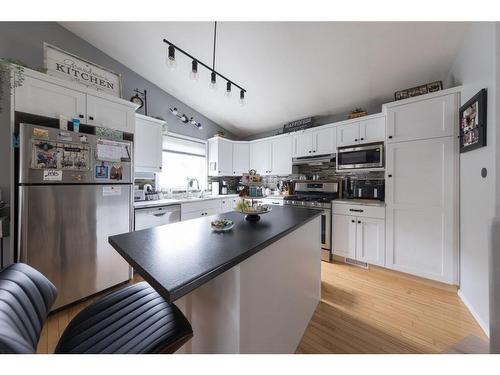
186,177,200,198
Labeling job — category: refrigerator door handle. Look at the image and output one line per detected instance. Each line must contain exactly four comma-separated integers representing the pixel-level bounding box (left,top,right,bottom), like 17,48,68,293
18,186,28,263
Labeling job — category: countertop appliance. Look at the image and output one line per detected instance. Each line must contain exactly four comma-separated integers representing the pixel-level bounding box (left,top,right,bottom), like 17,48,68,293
337,143,383,170
343,177,385,201
284,181,339,262
134,204,181,231
18,123,132,310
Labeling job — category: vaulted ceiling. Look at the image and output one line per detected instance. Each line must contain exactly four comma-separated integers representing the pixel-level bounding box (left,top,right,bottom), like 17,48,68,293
60,22,469,137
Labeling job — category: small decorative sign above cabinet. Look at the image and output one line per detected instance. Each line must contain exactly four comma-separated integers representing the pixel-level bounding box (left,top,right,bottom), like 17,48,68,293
282,117,314,133
43,43,122,98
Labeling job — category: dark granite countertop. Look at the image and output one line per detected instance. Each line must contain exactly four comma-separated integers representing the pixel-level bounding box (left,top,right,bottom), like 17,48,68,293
109,206,322,303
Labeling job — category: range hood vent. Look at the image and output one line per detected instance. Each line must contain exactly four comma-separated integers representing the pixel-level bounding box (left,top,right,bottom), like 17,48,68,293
292,153,336,166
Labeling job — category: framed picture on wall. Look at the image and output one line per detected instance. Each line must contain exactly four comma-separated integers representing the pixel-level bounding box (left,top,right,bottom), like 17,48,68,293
459,88,487,153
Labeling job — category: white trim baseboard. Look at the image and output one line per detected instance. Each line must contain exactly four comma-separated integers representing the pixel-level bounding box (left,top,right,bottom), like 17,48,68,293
458,289,490,337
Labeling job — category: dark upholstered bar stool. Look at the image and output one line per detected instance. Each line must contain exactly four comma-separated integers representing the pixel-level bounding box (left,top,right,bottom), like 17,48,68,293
0,263,193,354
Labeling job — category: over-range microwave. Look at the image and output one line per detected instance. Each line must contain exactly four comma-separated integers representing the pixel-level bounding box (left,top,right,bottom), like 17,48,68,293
337,143,384,170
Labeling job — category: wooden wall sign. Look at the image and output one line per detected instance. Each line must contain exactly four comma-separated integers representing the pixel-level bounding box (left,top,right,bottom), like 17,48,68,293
43,43,122,98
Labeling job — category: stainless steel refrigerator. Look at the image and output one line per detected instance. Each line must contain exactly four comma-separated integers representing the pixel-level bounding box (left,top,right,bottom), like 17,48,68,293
18,123,132,310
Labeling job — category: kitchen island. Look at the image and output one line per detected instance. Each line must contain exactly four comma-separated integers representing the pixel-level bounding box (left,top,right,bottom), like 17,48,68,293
109,206,322,353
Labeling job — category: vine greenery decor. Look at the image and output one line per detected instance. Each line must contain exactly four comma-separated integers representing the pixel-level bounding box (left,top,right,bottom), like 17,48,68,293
0,58,27,112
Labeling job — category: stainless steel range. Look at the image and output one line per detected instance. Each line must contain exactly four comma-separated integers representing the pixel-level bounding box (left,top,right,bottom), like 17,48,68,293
284,181,339,262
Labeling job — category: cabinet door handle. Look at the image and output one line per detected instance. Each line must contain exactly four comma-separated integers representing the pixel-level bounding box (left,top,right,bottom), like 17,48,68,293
388,135,393,139
360,138,364,141
308,150,312,153
388,174,393,178
89,116,94,121
78,114,84,119
351,219,355,223
349,208,364,213
354,138,358,142
358,220,361,224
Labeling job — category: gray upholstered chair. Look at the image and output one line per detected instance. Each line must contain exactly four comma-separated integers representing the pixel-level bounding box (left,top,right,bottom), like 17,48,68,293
0,263,192,354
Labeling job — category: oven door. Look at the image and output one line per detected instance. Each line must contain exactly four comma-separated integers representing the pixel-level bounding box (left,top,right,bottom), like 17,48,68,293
337,144,383,170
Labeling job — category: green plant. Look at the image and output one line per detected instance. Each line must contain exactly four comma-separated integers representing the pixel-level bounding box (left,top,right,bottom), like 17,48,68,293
0,58,27,112
351,107,366,114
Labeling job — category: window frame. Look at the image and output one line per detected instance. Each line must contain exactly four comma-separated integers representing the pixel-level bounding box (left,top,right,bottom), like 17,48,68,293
155,132,208,192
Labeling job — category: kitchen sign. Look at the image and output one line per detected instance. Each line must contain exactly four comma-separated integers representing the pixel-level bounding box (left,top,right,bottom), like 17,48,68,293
43,43,122,98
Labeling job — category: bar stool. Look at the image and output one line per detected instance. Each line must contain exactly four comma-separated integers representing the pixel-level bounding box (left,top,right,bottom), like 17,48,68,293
0,263,193,354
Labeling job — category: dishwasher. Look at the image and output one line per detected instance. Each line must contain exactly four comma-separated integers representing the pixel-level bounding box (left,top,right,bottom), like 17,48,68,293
134,205,181,231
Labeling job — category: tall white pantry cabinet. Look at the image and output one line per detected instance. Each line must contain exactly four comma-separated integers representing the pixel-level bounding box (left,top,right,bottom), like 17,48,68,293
383,89,460,284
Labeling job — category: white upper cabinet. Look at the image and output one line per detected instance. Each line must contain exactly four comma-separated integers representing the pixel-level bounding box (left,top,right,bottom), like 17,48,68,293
293,126,336,157
385,136,457,283
293,132,314,157
14,69,138,133
336,122,360,147
270,136,292,175
86,95,135,133
313,126,336,155
359,116,385,144
336,114,386,148
385,93,458,143
250,139,272,175
15,75,86,121
232,142,250,175
208,137,233,176
134,115,164,173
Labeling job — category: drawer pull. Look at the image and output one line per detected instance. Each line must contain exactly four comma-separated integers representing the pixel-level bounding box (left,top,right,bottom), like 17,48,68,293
349,208,364,213
153,212,167,217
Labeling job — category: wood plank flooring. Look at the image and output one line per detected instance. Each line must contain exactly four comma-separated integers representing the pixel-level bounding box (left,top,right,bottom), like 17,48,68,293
296,261,488,353
37,262,487,354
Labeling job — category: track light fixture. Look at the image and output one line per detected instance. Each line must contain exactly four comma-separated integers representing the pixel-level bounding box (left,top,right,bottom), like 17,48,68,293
240,89,245,106
190,60,199,81
169,108,203,130
167,45,176,70
163,21,247,103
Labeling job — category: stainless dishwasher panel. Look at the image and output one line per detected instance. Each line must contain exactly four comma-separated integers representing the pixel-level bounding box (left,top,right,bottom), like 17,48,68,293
134,205,181,231
18,184,132,310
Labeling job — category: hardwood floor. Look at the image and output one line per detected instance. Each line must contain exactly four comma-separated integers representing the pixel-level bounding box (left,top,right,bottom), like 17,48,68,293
37,262,487,354
296,261,488,353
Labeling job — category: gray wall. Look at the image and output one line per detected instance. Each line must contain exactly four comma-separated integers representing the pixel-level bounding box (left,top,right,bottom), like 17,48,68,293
0,22,235,140
491,23,500,354
446,22,497,337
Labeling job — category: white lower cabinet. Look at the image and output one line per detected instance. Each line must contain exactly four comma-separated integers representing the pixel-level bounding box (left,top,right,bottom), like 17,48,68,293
332,204,385,266
332,214,356,259
182,207,220,221
385,136,457,283
355,217,385,266
220,197,238,213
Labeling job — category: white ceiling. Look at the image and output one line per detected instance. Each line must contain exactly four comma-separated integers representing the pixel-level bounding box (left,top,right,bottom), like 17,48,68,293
60,22,469,137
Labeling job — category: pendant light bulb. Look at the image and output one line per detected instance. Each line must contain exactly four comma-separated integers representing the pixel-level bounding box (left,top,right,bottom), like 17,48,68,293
197,123,203,130
209,71,217,90
190,60,199,81
167,45,176,70
225,82,232,97
239,90,246,106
